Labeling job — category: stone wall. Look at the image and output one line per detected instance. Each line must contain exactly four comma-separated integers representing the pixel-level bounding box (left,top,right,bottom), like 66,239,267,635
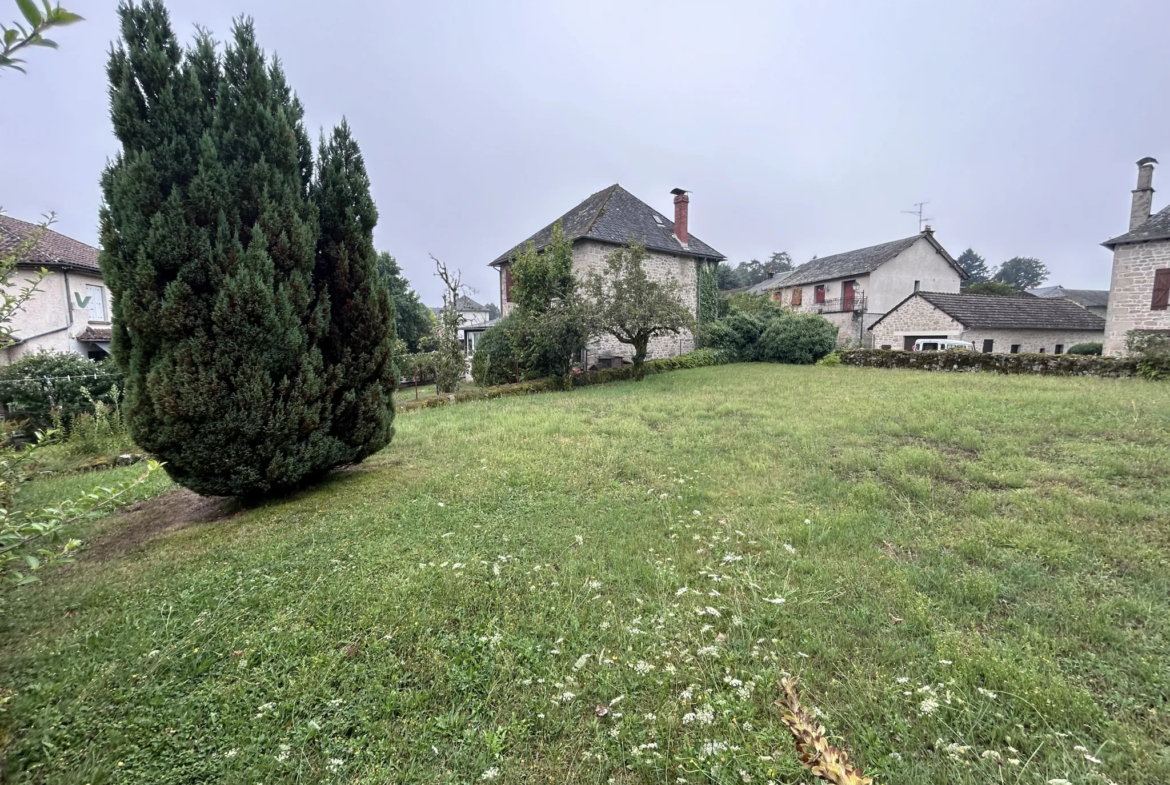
869,295,964,349
1104,239,1170,355
572,240,699,364
869,295,1104,354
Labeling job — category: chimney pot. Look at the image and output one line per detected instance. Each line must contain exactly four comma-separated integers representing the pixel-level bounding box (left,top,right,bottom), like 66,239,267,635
1130,157,1158,231
671,188,689,246
923,224,933,234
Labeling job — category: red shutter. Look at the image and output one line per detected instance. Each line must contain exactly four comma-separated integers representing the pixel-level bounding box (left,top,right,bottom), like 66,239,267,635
1153,268,1170,310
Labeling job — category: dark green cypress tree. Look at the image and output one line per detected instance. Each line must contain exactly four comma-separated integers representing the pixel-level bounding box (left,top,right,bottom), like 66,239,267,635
101,2,394,497
312,120,396,461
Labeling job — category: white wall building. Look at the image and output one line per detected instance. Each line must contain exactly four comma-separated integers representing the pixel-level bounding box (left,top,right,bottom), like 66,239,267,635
768,229,966,345
0,216,112,364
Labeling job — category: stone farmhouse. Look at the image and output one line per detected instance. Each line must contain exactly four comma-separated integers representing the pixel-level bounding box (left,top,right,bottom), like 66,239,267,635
1101,157,1170,356
869,291,1105,353
489,185,725,366
767,228,967,345
0,216,113,364
1026,285,1109,319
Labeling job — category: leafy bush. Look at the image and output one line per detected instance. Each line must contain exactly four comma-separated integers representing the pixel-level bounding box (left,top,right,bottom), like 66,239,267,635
1066,342,1103,356
701,305,836,364
54,386,133,457
757,313,839,364
1125,331,1170,381
816,350,843,367
471,316,522,386
838,348,1140,378
0,351,122,434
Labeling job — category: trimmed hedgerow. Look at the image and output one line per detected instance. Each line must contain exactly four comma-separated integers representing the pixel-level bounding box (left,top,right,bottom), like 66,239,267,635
838,349,1141,378
402,348,730,411
1066,342,1103,356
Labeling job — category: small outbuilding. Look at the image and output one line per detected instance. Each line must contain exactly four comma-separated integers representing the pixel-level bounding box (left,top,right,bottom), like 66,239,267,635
868,291,1106,354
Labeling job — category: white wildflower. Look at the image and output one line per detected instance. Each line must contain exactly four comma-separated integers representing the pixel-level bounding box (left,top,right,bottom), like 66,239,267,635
699,739,728,759
697,645,719,657
896,677,909,683
938,659,953,665
480,767,500,781
147,649,161,657
574,535,584,546
327,758,345,773
693,510,702,516
573,654,592,671
643,713,657,721
976,687,997,699
704,606,721,617
888,752,902,761
783,543,797,554
274,744,291,763
588,579,602,590
609,726,621,738
765,597,786,604
694,704,715,725
919,697,940,715
633,660,654,675
1084,754,1102,764
981,750,1001,762
676,586,689,596
492,563,501,576
224,749,238,758
681,712,696,724
1047,780,1072,785
558,691,575,704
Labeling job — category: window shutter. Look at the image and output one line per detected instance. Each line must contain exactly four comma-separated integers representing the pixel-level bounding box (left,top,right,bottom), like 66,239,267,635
791,288,802,306
504,264,514,303
1152,268,1170,310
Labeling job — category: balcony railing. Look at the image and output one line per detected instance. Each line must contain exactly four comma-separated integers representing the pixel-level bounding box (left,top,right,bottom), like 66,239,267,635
799,295,867,314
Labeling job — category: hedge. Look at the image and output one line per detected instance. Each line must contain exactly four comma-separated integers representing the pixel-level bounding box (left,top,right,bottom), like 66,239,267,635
837,349,1141,378
400,348,730,411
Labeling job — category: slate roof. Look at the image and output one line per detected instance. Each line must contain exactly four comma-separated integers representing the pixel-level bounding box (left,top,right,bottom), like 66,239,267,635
0,215,101,272
489,185,725,266
745,270,796,294
430,296,488,318
1102,204,1170,248
1026,286,1110,309
780,232,963,288
877,291,1107,331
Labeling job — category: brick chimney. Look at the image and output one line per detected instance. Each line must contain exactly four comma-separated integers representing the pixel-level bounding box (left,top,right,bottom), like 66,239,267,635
1130,157,1158,230
671,188,689,246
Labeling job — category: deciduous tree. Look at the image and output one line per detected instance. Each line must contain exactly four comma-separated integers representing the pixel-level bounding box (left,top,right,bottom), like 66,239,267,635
993,256,1048,289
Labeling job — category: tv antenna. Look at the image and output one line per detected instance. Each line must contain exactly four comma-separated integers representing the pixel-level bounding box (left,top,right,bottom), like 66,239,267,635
902,201,932,232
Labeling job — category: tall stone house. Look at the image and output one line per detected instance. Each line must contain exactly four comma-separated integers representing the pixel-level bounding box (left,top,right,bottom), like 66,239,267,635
1101,157,1170,356
869,291,1105,353
489,185,725,366
768,229,967,345
0,216,113,364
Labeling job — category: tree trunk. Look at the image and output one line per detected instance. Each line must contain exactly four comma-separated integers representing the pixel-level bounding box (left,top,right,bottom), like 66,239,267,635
632,336,649,381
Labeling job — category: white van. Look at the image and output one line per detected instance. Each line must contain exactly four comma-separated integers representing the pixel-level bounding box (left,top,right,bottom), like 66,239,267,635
912,339,975,352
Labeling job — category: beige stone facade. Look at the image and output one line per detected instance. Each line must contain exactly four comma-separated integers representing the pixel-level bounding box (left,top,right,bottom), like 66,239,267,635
499,239,703,365
870,295,1104,353
1102,240,1170,355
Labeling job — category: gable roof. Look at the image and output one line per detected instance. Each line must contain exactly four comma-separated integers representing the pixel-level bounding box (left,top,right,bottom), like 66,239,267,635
745,269,797,294
0,215,101,272
871,291,1106,332
490,184,725,266
1026,286,1110,309
430,295,488,318
1102,204,1170,248
780,231,964,288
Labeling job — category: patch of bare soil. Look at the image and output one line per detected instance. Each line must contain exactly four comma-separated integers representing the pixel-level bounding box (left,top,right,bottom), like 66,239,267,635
83,488,239,563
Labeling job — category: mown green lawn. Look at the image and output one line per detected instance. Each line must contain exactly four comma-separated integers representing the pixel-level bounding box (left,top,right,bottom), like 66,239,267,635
1,364,1167,784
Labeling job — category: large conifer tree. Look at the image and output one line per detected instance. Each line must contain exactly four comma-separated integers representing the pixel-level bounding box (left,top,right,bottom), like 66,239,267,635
100,1,394,496
312,121,396,461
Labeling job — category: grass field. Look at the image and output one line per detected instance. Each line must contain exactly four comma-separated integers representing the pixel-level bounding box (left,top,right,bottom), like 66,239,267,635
1,364,1167,784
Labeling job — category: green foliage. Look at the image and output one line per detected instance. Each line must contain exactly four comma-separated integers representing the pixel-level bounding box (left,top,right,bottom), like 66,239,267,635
470,315,522,387
312,120,397,462
1125,330,1170,380
757,312,839,364
1,460,161,612
53,385,133,457
509,223,592,382
964,280,1023,296
839,348,1141,377
722,292,782,314
993,256,1048,289
1067,342,1103,356
696,261,719,325
431,256,466,394
1,0,82,72
0,351,122,433
815,349,842,366
955,248,990,285
376,252,433,352
584,242,694,380
717,253,793,289
100,3,394,497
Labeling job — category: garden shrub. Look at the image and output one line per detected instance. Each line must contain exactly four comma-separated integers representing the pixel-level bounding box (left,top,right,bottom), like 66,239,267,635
471,316,522,386
1067,342,1103,356
837,348,1141,378
0,351,122,434
1125,331,1170,381
757,312,839,364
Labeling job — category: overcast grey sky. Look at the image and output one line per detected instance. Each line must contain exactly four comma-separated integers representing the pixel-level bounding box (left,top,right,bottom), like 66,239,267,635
3,0,1168,304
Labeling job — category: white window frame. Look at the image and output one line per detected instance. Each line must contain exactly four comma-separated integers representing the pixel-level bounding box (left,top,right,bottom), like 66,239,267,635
86,284,107,322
